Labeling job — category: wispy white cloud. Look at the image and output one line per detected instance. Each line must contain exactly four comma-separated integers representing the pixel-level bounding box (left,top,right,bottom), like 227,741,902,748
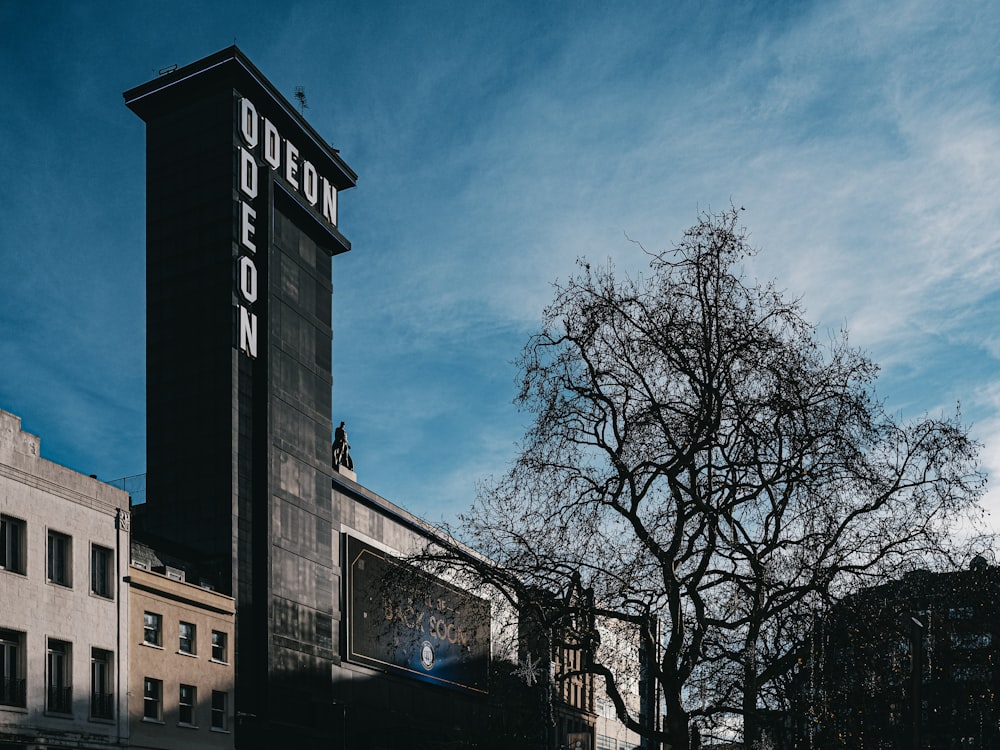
1,0,998,524
320,0,1000,515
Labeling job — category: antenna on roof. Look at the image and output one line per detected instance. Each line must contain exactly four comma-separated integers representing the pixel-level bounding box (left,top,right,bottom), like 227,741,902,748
294,86,308,115
158,64,178,76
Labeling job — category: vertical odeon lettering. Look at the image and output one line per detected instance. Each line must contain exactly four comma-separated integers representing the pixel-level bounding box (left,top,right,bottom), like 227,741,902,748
240,202,256,252
237,98,259,358
239,148,257,199
322,180,337,226
234,95,341,360
238,256,258,303
285,141,299,189
303,161,318,206
264,119,280,170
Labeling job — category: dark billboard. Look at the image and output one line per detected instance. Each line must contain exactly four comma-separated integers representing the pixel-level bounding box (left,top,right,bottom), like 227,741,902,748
345,536,491,694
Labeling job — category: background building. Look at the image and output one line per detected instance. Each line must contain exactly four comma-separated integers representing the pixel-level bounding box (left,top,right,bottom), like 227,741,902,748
792,560,1000,749
594,700,643,750
126,543,235,750
0,409,130,750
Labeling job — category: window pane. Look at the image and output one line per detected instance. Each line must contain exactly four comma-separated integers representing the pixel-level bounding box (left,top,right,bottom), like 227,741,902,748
0,516,26,574
47,531,72,586
211,630,227,662
179,684,196,725
143,677,162,720
211,690,227,730
0,630,26,707
91,545,113,598
90,648,113,719
179,622,195,654
143,612,162,646
47,639,71,713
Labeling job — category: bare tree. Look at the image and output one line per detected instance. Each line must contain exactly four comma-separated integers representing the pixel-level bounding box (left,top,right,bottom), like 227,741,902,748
429,208,985,750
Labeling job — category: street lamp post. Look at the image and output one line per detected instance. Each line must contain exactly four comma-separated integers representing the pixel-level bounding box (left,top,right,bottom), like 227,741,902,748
910,615,924,750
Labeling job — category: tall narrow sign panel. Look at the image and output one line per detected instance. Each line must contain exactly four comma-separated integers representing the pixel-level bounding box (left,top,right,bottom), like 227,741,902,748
125,46,356,750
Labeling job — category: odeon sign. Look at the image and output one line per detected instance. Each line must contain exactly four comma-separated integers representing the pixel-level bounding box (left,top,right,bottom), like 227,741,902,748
234,97,340,359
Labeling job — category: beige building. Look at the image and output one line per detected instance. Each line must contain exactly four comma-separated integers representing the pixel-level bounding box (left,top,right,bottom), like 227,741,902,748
0,408,130,749
595,699,644,750
126,555,235,750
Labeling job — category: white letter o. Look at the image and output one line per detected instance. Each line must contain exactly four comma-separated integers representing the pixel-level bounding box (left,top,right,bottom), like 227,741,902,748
238,256,258,304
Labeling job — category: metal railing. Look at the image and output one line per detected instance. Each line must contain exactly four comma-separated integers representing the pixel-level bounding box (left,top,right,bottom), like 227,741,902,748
105,473,147,505
47,685,72,714
91,691,114,720
0,676,26,707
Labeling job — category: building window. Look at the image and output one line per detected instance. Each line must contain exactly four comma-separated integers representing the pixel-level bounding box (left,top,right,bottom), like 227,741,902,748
143,677,162,721
953,665,990,682
90,648,113,720
46,639,72,714
316,612,333,650
47,530,72,587
951,632,992,649
0,515,26,575
143,612,162,646
91,545,113,598
179,622,196,654
211,630,227,662
178,684,197,725
211,690,227,730
0,629,26,707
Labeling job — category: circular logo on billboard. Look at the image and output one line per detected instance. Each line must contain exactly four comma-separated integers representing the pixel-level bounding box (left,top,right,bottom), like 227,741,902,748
420,641,435,670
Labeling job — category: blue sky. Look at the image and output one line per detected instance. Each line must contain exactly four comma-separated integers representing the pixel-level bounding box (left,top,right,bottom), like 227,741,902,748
1,0,999,528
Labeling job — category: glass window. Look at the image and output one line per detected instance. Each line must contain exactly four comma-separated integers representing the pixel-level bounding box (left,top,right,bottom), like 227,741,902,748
178,684,197,725
179,622,196,654
0,629,26,707
91,544,113,598
951,632,992,649
143,612,162,646
47,530,72,587
47,639,72,714
0,515,26,574
954,665,990,682
143,677,162,721
211,630,227,662
211,690,227,730
90,648,113,719
316,613,332,650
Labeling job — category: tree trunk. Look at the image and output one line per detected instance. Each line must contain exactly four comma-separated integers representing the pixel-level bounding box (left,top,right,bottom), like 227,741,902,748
743,666,760,749
664,693,690,750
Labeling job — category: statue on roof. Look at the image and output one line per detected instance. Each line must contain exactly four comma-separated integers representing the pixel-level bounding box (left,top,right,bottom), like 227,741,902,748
332,421,354,471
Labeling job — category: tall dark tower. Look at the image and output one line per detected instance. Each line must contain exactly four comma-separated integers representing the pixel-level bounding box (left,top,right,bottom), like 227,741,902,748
125,47,357,749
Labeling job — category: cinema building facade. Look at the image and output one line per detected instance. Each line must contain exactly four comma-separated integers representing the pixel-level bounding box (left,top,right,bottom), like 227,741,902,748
120,47,598,750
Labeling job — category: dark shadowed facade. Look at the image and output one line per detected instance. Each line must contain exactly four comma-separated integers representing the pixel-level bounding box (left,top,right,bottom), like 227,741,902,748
125,46,355,748
790,560,1000,750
